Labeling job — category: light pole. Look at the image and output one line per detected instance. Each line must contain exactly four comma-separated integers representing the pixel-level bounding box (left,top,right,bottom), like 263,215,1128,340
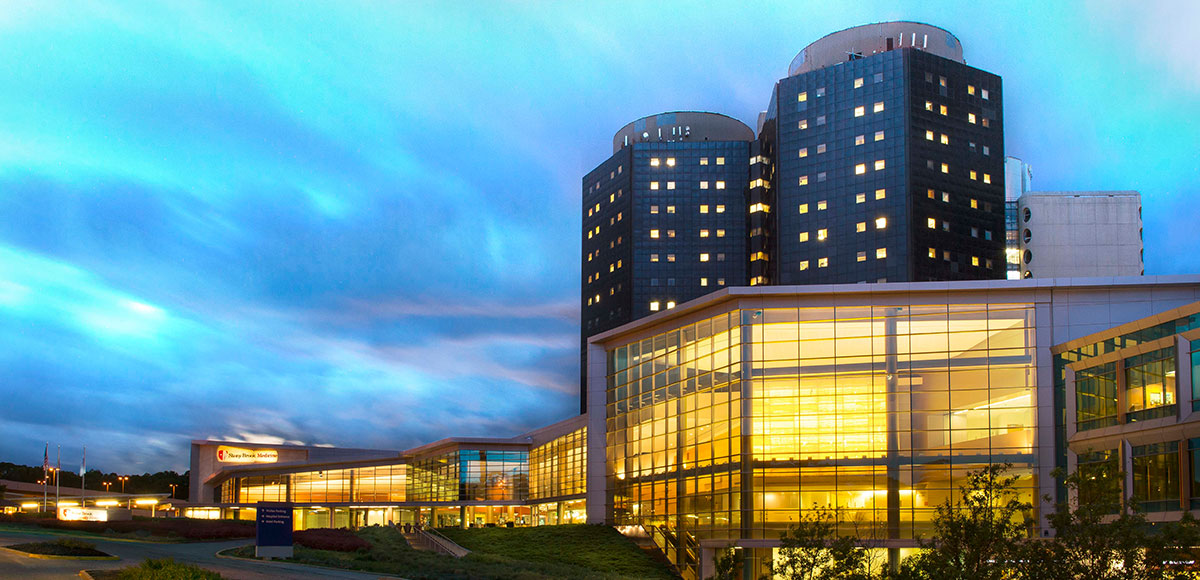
169,484,177,499
118,476,128,494
103,482,111,492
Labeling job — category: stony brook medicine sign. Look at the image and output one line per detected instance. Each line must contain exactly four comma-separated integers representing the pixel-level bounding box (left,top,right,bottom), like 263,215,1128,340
216,446,279,464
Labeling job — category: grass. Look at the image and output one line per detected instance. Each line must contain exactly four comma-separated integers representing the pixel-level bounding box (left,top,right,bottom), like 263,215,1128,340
225,525,678,579
86,558,223,579
5,537,113,557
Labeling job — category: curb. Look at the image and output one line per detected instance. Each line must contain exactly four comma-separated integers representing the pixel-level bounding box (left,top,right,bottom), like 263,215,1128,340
78,571,97,580
0,545,119,561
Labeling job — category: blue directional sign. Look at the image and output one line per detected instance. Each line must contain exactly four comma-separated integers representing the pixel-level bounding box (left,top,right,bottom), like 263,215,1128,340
255,502,293,559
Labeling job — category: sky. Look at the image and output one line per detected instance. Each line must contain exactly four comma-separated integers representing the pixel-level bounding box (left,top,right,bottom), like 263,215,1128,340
0,0,1197,474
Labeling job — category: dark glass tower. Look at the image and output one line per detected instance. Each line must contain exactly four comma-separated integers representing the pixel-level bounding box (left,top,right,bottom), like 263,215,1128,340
754,22,1006,285
580,112,753,410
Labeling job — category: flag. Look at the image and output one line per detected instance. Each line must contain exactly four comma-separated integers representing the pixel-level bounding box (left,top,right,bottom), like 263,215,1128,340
80,447,86,477
43,443,49,478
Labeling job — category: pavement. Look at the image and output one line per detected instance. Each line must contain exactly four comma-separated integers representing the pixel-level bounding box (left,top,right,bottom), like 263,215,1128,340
0,528,394,580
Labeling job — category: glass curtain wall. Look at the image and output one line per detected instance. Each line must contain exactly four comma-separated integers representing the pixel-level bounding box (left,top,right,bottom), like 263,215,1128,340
530,427,588,501
1131,442,1180,512
1124,347,1177,422
1075,363,1118,431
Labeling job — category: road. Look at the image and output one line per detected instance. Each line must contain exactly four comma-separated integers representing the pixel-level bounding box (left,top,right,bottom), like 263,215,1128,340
0,528,395,580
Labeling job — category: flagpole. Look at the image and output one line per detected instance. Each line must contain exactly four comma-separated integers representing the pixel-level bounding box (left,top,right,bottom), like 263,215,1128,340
55,445,61,510
42,442,48,514
80,446,86,508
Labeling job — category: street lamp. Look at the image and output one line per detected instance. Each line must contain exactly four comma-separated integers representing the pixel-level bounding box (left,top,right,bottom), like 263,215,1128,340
118,476,128,493
168,484,177,499
103,482,112,492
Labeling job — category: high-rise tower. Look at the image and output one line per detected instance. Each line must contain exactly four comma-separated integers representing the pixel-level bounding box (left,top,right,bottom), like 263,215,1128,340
753,22,1006,285
580,112,753,411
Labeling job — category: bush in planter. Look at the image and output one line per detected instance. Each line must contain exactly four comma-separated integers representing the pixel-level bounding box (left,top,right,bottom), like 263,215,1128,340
293,528,372,552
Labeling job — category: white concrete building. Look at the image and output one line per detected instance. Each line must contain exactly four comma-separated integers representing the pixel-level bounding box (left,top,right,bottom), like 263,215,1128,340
1017,191,1143,278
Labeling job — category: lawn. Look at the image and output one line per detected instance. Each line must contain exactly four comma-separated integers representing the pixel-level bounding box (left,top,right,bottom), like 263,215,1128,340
0,514,254,541
86,558,223,579
225,525,678,579
4,538,115,558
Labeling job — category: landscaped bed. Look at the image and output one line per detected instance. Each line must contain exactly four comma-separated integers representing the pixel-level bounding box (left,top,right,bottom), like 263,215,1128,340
0,514,255,541
85,558,223,579
3,538,116,559
223,524,678,579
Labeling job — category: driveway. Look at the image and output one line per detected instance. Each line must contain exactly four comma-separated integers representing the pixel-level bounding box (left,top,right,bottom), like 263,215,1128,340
0,528,395,580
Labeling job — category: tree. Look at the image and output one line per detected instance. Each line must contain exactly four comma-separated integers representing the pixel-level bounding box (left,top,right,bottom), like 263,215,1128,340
707,544,744,580
1045,462,1156,580
906,463,1032,580
771,505,879,580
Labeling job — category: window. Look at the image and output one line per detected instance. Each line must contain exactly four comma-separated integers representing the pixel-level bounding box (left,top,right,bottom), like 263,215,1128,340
716,181,726,189
650,229,660,239
984,173,992,184
855,135,865,146
970,198,979,209
667,253,676,262
971,227,979,237
983,145,990,156
972,256,980,266
716,205,725,213
856,222,866,233
799,260,810,271
700,229,710,238
717,229,726,237
816,87,825,97
927,218,937,229
750,251,766,261
798,119,808,130
855,163,867,175
716,157,725,165
666,301,676,308
667,205,676,213
942,221,950,232
854,106,865,117
939,104,948,116
817,172,827,182
817,228,828,241
925,101,934,111
650,301,660,312
874,130,884,141
857,251,867,262
875,188,886,200
873,72,883,83
717,253,725,261
817,143,826,154
700,278,708,287
666,158,676,167
718,278,725,285
700,181,709,189
926,130,934,141
799,232,810,242
873,101,884,113
798,91,807,102
968,85,976,95
667,181,676,190
700,157,709,165
667,230,676,238
854,77,864,88
799,175,809,186
855,193,866,203
970,170,978,180
699,204,709,214
940,134,949,145
749,202,769,213
969,113,977,124
874,159,885,170
876,217,887,229
649,205,661,215
925,72,934,82
650,181,660,190
799,147,808,158
941,163,949,174
982,89,989,100
816,115,826,125
939,76,946,87
942,192,950,202
650,253,659,262
928,247,936,258
799,203,809,214
927,189,935,199
817,200,827,210
700,253,710,262
650,158,661,167
876,247,887,259
818,257,828,268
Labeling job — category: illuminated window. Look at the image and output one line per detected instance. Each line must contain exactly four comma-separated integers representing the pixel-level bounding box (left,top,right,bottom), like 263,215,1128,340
855,163,866,175
587,297,592,305
799,175,809,186
856,222,866,233
925,100,933,111
799,232,809,242
799,260,810,270
982,118,990,127
926,130,934,141
854,106,865,117
855,193,866,203
876,216,887,229
799,203,809,214
970,170,978,180
649,301,660,312
716,157,725,165
968,85,976,95
667,230,676,238
716,181,726,189
700,253,710,262
594,294,600,303
939,104,948,116
700,229,710,238
927,189,935,199
817,200,827,210
699,204,709,214
650,181,660,190
942,192,950,202
650,229,660,239
798,119,808,130
972,256,980,266
983,173,992,184
928,247,936,258
873,101,884,112
941,134,950,145
667,205,676,214
700,278,708,287
700,157,709,165
857,251,867,262
667,181,676,190
874,130,884,141
876,247,887,259
718,278,725,285
968,113,977,124
717,229,725,237
609,263,614,272
609,193,615,202
716,205,725,213
750,251,766,261
941,163,949,174
798,91,807,102
875,188,886,200
817,228,828,241
818,257,828,268
700,181,709,189
667,254,675,262
944,250,951,261
799,147,808,158
650,158,660,167
817,143,826,154
874,159,885,170
749,202,769,213
927,218,936,229
816,87,825,97
939,76,946,87
666,158,676,167
982,89,989,99
855,134,865,146
854,77,864,88
650,253,659,262
970,198,979,209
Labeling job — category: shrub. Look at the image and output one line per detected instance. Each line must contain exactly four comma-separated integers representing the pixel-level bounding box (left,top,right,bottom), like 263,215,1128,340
113,558,223,579
293,528,372,552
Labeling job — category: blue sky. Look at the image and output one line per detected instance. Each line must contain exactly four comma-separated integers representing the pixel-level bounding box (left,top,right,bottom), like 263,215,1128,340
1,1,1197,473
